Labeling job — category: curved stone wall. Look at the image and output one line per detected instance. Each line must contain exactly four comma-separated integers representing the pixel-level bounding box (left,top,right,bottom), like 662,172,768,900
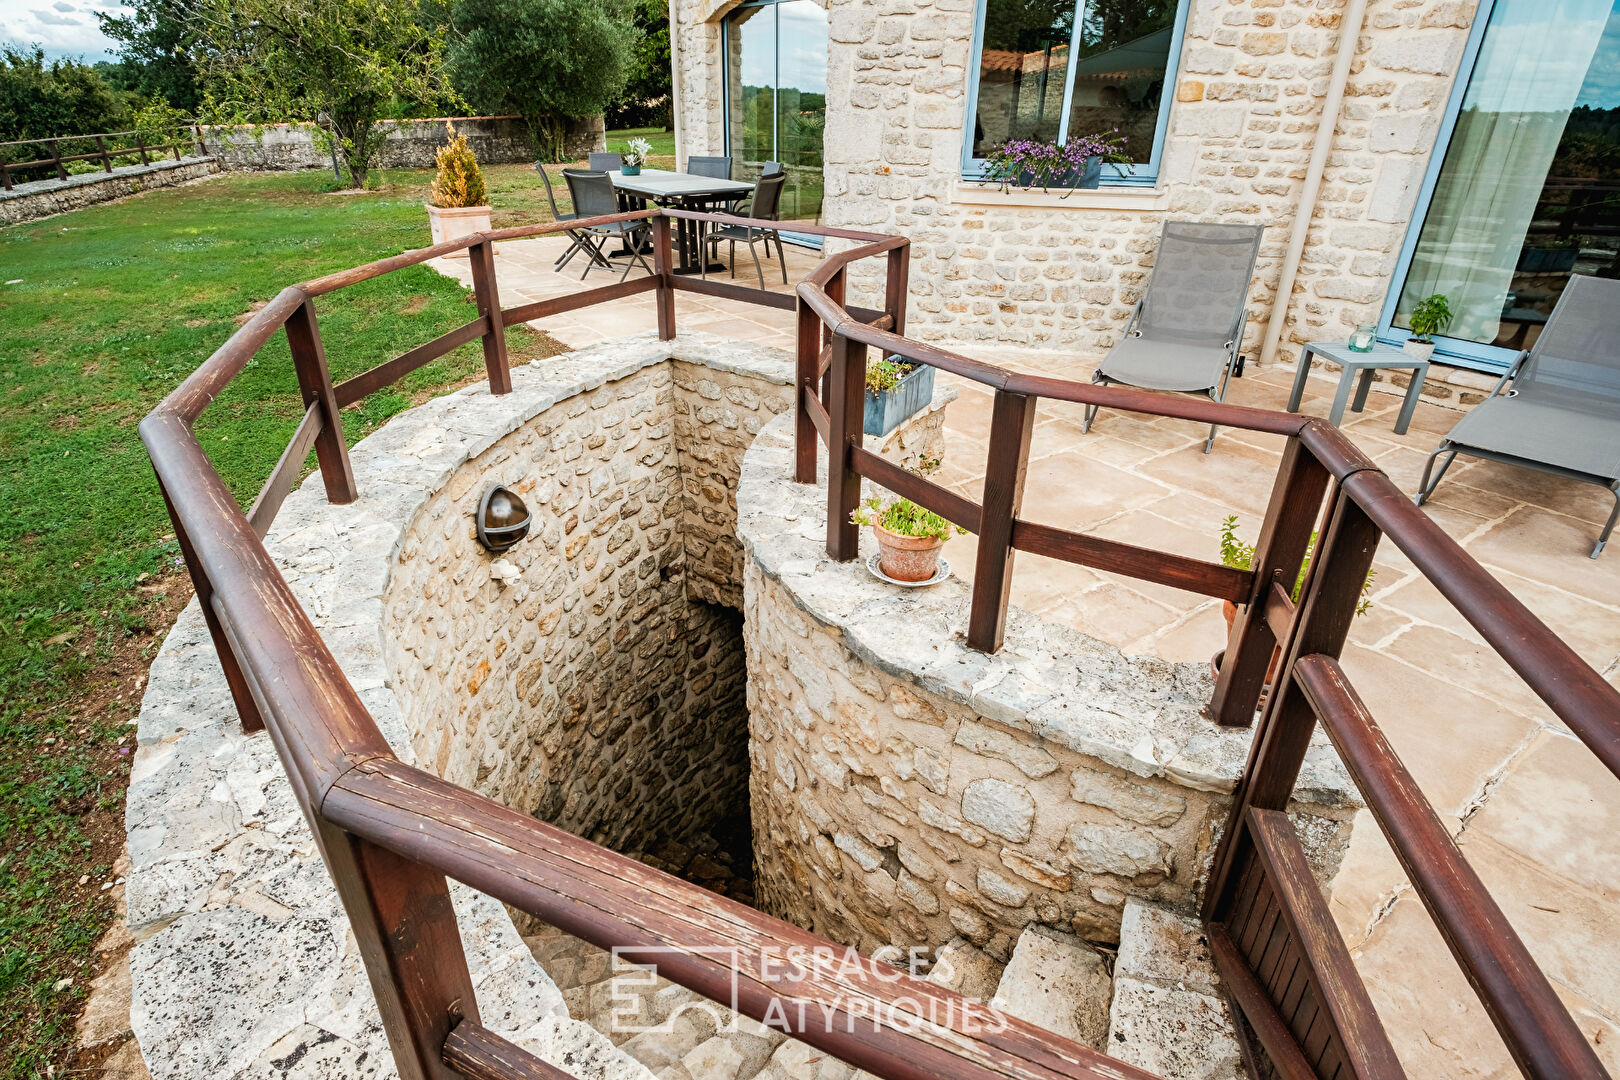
736,414,1360,959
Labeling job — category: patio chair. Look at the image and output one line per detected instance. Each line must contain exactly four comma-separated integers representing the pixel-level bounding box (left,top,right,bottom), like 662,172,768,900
562,169,652,282
687,155,732,179
536,163,607,272
1081,221,1265,453
701,171,788,288
588,152,624,173
1415,274,1620,558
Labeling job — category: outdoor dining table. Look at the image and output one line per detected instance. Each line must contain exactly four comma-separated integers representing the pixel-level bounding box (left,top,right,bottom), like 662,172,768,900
607,168,755,274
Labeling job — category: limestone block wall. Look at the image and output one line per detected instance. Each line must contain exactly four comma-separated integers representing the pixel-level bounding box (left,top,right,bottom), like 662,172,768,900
0,157,219,226
206,115,603,173
736,414,1360,959
670,0,1479,359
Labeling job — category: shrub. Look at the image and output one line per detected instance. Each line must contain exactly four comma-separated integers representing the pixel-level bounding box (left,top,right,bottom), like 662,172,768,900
430,123,487,208
1218,515,1372,613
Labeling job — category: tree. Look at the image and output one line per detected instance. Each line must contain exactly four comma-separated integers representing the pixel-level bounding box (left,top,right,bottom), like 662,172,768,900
0,47,130,145
448,0,641,163
96,0,202,112
185,0,452,187
605,0,672,131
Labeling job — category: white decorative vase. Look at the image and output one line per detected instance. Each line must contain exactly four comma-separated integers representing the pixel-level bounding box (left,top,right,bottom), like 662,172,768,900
425,202,492,258
1403,338,1436,362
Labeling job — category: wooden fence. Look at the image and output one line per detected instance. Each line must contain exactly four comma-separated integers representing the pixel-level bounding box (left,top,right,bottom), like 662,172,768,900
0,125,206,190
140,207,1619,1080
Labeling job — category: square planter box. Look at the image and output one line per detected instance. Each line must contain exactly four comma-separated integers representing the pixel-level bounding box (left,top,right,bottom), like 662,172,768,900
864,360,935,437
426,202,492,258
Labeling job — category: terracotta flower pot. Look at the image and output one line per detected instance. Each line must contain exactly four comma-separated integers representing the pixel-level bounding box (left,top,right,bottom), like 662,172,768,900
872,522,944,583
1212,600,1282,689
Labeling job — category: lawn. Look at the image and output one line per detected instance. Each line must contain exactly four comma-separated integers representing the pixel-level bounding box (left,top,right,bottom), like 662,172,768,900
0,163,581,1077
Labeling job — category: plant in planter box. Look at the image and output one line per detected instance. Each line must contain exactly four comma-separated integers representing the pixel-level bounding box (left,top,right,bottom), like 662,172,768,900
980,131,1131,195
1213,515,1373,682
851,487,965,583
427,122,492,256
621,136,653,176
1403,293,1454,362
864,354,936,437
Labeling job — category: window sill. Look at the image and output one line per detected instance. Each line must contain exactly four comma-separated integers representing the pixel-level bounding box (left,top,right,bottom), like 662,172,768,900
952,182,1172,212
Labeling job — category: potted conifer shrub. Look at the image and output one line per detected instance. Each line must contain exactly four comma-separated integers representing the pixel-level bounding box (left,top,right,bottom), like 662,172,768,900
1403,293,1453,362
864,354,936,436
851,492,964,583
426,122,491,257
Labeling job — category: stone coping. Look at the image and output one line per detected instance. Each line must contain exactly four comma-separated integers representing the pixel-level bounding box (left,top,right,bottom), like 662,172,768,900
734,413,1357,810
0,155,216,201
127,330,793,1080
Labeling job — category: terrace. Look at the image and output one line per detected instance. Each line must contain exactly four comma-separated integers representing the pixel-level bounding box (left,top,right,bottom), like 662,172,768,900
128,207,1618,1080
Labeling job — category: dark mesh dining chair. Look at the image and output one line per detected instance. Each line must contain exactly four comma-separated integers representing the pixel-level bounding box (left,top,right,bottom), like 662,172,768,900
537,163,604,272
588,152,623,173
701,171,787,288
562,169,651,281
687,155,732,179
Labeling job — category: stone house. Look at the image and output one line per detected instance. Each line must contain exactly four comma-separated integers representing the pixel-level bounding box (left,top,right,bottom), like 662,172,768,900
666,0,1620,372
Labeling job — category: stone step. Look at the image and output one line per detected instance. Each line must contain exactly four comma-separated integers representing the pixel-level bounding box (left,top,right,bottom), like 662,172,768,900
1105,899,1251,1080
990,925,1113,1050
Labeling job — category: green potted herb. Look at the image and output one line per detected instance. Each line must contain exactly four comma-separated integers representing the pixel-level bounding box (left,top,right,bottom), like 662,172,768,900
864,354,935,437
1404,293,1453,362
1212,515,1372,683
851,493,964,583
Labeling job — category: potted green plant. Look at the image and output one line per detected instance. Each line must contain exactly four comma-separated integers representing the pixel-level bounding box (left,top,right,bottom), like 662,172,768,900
851,492,964,583
426,122,490,258
1404,293,1454,362
621,136,653,176
979,132,1131,195
1212,515,1373,684
864,354,936,436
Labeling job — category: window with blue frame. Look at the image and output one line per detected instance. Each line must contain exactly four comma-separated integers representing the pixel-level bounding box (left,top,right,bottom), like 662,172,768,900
961,0,1188,184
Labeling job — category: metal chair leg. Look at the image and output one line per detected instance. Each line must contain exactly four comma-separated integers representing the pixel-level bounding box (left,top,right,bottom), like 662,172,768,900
1593,483,1619,558
775,230,788,284
1082,372,1106,433
1415,443,1460,506
749,238,765,289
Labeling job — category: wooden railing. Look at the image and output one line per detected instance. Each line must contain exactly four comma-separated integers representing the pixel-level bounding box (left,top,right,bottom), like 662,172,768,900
0,125,206,190
795,241,1620,1080
139,206,1620,1080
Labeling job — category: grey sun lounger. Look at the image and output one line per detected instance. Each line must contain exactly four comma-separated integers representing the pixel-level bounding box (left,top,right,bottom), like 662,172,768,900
1082,220,1264,453
1416,274,1620,558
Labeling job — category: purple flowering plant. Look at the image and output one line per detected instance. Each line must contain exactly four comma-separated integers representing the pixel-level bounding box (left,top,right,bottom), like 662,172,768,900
981,131,1131,194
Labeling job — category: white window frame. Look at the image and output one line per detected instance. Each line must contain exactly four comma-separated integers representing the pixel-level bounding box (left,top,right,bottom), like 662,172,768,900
959,0,1190,187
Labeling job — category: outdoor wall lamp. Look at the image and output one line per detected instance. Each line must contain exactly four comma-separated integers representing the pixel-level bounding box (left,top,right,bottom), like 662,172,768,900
475,486,531,553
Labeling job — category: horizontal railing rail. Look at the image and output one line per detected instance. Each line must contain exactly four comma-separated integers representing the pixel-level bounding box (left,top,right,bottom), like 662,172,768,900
1,125,206,189
794,245,1620,1080
142,202,1620,1080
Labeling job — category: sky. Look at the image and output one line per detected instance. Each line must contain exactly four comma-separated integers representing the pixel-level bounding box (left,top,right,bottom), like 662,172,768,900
0,0,130,61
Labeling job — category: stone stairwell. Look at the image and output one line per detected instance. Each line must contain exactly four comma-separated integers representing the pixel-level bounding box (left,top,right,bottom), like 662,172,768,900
522,897,1250,1080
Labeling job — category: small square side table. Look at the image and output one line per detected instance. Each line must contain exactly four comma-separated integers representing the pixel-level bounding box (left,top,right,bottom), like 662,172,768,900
1286,341,1430,435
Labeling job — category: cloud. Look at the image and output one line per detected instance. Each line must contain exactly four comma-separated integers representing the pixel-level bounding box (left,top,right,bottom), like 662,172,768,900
0,0,124,58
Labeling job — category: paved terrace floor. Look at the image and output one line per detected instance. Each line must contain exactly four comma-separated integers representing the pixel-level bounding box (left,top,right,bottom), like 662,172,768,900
437,235,1620,1079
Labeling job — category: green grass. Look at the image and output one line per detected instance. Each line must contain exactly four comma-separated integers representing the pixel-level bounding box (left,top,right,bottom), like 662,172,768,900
0,165,569,1078
602,126,678,159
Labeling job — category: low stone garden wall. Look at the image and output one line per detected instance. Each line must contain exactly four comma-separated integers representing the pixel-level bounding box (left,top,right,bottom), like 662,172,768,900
206,115,603,173
0,157,218,226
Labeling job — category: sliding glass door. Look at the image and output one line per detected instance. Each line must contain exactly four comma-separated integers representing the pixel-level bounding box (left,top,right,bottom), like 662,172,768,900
1382,0,1620,369
724,0,828,243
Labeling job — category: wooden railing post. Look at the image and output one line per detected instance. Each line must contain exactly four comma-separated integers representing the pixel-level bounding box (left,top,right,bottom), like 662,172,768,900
967,390,1037,652
652,214,676,341
96,135,112,173
826,332,865,561
1209,437,1331,726
1,161,10,190
885,241,910,338
1205,486,1382,921
135,134,148,166
50,139,66,180
317,822,478,1080
795,296,820,484
468,237,512,395
821,268,846,406
284,298,359,504
156,479,264,734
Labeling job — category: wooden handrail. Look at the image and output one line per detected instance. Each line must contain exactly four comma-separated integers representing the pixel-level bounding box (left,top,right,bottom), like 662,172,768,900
1294,653,1610,1080
141,205,1620,1080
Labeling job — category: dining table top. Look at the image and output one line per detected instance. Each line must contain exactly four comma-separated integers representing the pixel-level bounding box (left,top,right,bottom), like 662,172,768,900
607,168,753,201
